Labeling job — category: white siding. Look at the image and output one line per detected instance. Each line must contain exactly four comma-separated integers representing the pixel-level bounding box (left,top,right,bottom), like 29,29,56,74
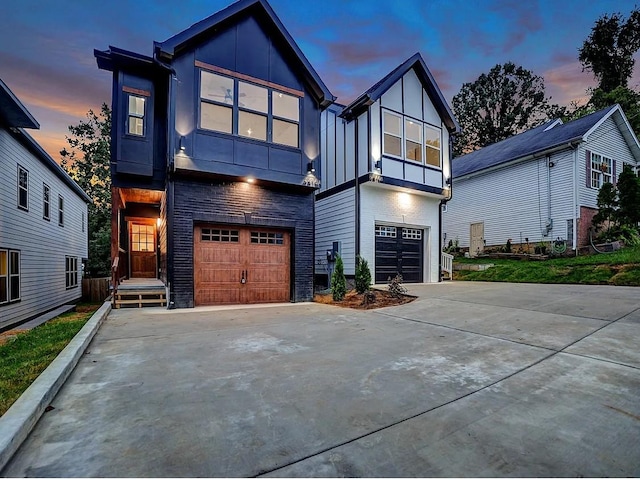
381,81,402,111
423,89,440,126
0,128,89,329
335,117,345,185
444,151,576,249
357,112,368,177
403,70,422,120
345,121,356,181
315,187,356,276
360,183,441,283
370,100,381,169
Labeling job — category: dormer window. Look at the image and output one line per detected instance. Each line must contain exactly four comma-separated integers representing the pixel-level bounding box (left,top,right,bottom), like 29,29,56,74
127,95,146,136
199,66,300,148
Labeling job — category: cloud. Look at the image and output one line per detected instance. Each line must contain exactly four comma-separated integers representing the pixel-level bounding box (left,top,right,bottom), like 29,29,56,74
544,60,595,105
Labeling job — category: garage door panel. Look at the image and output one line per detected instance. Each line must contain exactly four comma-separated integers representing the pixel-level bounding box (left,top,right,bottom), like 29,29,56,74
195,226,290,306
375,226,423,283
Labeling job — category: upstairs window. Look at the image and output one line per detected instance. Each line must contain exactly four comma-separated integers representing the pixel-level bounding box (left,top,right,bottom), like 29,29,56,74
405,119,422,162
58,195,64,226
199,68,300,148
590,153,612,188
127,95,146,136
425,125,442,168
383,112,402,157
43,183,50,220
18,165,28,211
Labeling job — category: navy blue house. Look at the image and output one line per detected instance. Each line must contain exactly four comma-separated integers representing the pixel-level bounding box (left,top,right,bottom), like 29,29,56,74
95,0,334,307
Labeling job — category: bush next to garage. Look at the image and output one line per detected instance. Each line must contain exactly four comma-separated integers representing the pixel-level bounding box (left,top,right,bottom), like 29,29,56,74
331,255,347,301
355,255,372,294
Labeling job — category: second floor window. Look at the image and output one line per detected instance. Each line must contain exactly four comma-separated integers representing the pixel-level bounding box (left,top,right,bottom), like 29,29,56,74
43,183,50,220
199,69,300,148
18,165,28,210
58,195,64,226
128,95,146,136
591,153,612,188
382,109,442,169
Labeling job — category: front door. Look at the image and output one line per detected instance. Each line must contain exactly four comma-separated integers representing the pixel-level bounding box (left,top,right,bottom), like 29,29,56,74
130,221,156,278
470,222,484,257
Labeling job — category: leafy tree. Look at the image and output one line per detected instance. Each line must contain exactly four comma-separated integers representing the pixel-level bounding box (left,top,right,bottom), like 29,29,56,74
331,255,347,301
60,103,112,277
616,164,640,228
354,255,371,294
452,62,558,155
579,8,640,93
590,86,640,135
592,182,618,231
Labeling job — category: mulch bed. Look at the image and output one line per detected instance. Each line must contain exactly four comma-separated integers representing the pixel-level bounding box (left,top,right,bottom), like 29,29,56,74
314,289,416,309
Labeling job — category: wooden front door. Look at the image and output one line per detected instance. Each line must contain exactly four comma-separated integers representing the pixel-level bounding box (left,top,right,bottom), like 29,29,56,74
194,226,290,306
130,221,157,278
470,222,485,257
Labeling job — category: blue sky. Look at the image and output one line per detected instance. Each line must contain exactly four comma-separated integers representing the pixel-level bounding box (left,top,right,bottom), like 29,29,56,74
1,0,638,159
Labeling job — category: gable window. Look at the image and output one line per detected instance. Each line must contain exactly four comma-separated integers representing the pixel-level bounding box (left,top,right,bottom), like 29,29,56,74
590,153,612,188
425,125,442,168
65,256,78,289
58,195,64,226
43,183,50,220
383,112,402,157
199,68,300,148
127,95,146,136
18,165,28,211
0,249,20,304
405,119,422,162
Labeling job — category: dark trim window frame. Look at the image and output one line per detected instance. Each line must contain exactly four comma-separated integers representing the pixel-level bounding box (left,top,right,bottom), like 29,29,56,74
199,67,301,149
17,165,28,211
0,249,21,305
65,256,78,289
43,183,50,220
125,91,147,137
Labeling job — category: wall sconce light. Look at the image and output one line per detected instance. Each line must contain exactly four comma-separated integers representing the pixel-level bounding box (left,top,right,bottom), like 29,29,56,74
179,136,185,151
307,162,315,173
374,160,381,171
246,177,255,184
156,217,162,227
548,161,555,168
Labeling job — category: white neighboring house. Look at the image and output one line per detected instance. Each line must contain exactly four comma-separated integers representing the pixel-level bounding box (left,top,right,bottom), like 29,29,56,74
0,78,91,329
443,104,640,255
315,53,460,285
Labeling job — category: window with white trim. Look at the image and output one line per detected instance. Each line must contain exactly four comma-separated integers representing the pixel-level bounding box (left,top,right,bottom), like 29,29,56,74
58,195,64,226
405,118,422,162
18,165,28,211
381,109,443,169
590,153,612,188
425,125,442,168
402,228,422,240
43,183,50,220
199,69,300,148
0,249,21,304
127,95,146,136
65,256,78,289
375,225,397,237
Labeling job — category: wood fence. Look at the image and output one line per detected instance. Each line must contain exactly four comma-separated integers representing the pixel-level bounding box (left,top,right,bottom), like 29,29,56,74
82,277,111,303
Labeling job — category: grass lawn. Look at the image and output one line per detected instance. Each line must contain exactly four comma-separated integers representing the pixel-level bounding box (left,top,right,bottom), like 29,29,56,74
0,304,100,416
454,245,640,286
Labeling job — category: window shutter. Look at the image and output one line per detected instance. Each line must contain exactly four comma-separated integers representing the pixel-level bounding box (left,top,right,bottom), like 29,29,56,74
612,159,617,186
585,150,591,188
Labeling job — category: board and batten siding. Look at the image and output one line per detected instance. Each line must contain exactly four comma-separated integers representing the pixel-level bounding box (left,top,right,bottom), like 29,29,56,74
359,184,440,283
314,187,356,276
0,128,88,329
444,149,576,249
578,116,638,209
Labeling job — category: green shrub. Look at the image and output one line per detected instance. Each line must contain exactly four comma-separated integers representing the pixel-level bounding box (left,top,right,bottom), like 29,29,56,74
355,255,372,294
331,254,347,301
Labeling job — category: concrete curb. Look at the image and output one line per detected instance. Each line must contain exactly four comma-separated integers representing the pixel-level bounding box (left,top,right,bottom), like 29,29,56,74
0,301,111,472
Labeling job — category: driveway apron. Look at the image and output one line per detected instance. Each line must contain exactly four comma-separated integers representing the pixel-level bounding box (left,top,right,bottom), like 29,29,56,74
3,282,640,477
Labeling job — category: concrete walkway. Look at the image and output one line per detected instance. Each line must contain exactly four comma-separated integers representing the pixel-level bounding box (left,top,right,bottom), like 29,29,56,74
2,282,639,477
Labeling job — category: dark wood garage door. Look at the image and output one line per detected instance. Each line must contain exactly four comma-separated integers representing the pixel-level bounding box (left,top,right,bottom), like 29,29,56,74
194,226,290,306
375,225,423,283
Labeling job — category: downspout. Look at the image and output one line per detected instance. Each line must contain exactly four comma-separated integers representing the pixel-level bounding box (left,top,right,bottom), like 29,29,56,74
439,134,454,281
571,143,578,255
546,154,552,236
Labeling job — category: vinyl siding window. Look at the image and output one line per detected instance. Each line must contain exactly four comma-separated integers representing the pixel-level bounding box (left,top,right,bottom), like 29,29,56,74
65,256,78,289
0,249,21,304
127,95,146,136
590,153,612,188
199,69,300,148
18,165,28,211
58,195,64,226
43,183,50,220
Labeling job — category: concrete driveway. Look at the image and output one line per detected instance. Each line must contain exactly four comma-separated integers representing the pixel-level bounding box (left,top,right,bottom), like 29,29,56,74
3,282,640,477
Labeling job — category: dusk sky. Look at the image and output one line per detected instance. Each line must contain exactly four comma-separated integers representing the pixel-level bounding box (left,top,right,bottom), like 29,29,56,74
2,0,639,161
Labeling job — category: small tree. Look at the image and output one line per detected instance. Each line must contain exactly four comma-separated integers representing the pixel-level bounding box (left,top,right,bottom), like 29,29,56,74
617,164,640,228
331,255,347,301
354,255,372,294
592,182,618,233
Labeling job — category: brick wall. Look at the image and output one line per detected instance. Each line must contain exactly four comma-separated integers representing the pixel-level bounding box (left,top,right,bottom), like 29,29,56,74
578,206,598,247
171,178,314,307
